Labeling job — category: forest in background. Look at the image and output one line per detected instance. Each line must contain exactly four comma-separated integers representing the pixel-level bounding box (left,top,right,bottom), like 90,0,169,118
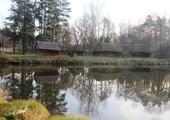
1,0,170,58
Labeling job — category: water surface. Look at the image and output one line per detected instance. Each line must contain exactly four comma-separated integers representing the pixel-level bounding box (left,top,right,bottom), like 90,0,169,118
0,65,170,120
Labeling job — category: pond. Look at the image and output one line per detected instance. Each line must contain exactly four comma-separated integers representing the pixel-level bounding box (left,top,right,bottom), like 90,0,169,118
0,65,170,120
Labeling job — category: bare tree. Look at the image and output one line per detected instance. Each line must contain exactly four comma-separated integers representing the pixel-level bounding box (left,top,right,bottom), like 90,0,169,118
101,17,116,43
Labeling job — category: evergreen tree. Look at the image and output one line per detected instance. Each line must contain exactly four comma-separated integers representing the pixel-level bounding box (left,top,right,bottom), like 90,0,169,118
35,0,71,42
5,0,35,54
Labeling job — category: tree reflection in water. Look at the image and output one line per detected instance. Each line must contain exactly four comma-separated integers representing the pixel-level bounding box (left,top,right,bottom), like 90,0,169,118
0,66,67,115
1,66,170,117
68,67,102,117
34,67,67,115
116,67,170,113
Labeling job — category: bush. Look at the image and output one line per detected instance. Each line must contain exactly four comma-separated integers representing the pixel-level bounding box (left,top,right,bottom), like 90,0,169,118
68,51,74,57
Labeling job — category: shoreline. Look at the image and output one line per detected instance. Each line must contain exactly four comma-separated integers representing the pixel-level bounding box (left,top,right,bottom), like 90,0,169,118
1,54,170,66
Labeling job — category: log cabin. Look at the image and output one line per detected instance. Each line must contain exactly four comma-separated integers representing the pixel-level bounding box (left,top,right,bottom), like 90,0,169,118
35,41,60,57
93,42,123,57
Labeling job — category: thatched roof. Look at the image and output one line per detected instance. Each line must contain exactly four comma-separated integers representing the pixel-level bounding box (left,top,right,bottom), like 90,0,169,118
122,44,150,53
35,41,60,51
93,42,123,52
131,44,150,53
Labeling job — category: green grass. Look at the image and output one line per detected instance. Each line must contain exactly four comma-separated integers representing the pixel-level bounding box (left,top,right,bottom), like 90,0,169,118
8,54,160,62
6,53,168,66
67,55,158,61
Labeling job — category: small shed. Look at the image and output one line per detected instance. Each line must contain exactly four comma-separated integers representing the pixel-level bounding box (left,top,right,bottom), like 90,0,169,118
93,42,123,57
35,41,60,57
130,44,150,57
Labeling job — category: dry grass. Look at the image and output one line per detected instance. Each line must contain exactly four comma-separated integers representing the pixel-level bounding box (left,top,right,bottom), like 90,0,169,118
0,100,51,120
0,87,7,103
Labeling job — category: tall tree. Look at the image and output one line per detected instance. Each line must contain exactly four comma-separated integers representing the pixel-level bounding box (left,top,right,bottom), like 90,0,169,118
101,17,116,43
35,0,71,42
5,0,35,54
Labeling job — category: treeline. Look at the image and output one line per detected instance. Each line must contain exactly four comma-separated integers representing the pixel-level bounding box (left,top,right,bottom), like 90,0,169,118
1,0,71,54
1,1,170,58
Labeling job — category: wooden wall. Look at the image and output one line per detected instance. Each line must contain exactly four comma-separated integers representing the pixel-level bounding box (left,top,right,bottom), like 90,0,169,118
131,52,150,57
38,49,59,57
93,51,122,57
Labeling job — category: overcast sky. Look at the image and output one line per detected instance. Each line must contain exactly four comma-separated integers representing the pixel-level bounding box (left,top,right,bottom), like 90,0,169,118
1,0,170,27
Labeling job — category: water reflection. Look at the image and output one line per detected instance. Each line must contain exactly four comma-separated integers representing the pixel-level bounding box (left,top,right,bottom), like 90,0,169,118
117,67,170,113
1,66,170,119
0,66,67,115
34,67,67,115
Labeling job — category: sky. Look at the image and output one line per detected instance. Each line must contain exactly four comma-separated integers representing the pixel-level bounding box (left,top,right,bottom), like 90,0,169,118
1,0,170,28
69,0,170,27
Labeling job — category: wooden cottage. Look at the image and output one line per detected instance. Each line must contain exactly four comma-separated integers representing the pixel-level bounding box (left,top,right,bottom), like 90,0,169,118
130,44,150,57
120,35,151,57
93,42,123,57
35,41,60,57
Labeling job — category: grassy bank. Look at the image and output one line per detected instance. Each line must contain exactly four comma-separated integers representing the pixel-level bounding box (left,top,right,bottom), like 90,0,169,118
0,54,13,64
0,87,91,120
1,53,170,66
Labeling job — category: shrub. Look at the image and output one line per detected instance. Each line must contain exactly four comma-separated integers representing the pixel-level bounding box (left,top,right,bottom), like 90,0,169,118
68,50,74,57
